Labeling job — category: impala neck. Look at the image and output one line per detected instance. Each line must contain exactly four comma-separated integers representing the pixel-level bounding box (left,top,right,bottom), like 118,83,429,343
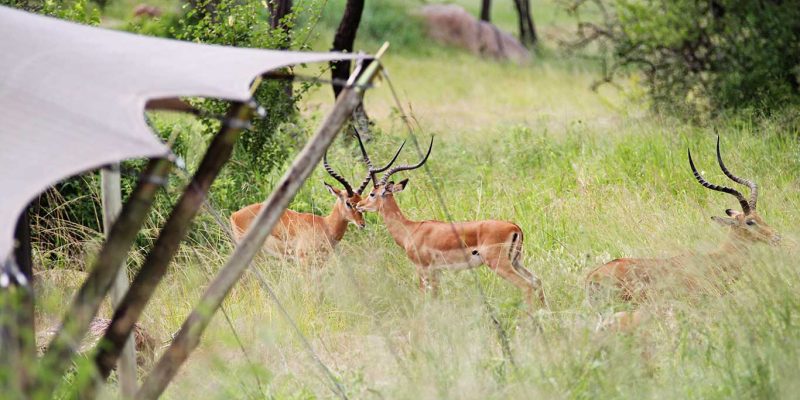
324,201,349,243
378,195,416,249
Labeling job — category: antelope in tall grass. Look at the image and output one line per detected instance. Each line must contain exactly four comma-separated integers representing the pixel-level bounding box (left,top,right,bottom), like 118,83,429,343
230,137,403,264
586,138,780,328
355,137,547,308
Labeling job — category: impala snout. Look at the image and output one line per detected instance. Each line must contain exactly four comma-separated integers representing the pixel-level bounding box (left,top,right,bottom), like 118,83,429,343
355,198,377,213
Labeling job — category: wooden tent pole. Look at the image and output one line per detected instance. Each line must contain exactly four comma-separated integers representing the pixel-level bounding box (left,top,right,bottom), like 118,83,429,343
1,208,35,397
101,164,137,398
15,206,35,395
35,157,172,398
135,48,386,400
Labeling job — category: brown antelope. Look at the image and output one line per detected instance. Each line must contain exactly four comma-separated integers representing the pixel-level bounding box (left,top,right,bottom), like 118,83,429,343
355,137,547,308
230,140,403,264
585,138,780,329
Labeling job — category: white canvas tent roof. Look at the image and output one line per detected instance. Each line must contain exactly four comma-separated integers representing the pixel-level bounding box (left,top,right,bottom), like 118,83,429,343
0,5,360,261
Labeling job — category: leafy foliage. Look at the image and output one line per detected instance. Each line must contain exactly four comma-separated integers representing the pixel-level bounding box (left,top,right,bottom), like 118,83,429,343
162,0,329,210
1,0,100,23
566,0,800,117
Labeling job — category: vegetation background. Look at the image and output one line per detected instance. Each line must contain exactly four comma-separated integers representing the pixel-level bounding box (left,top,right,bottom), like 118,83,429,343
7,0,800,398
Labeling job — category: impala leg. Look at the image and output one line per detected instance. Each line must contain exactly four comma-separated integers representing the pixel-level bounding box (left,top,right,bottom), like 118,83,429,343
484,248,546,309
416,265,428,293
416,265,439,297
599,308,650,333
511,258,547,308
429,269,441,298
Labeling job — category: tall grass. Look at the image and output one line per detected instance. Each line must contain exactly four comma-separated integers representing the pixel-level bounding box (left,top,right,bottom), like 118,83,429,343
31,0,800,398
87,63,800,398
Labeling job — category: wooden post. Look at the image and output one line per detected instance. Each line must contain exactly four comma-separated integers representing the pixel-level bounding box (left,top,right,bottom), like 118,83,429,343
101,164,137,398
91,99,257,384
14,206,35,395
0,206,35,397
0,276,24,397
135,48,386,400
35,157,172,399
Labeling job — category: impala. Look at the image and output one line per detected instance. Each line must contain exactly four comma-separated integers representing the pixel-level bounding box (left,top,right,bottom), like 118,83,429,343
230,137,402,264
355,137,547,308
586,138,780,329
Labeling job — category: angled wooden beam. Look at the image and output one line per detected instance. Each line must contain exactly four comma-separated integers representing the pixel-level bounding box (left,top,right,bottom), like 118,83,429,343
135,49,385,400
34,157,172,398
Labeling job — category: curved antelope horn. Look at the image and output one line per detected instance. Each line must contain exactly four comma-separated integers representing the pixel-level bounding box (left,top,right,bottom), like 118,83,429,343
688,148,751,214
355,137,406,194
716,136,758,211
323,152,354,197
378,136,434,187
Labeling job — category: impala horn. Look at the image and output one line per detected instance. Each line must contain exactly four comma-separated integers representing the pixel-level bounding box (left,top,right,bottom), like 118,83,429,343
378,136,434,187
323,151,354,197
715,136,758,211
688,147,751,214
354,128,406,194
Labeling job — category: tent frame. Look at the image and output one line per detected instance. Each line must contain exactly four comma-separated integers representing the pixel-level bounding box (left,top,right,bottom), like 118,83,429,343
19,44,385,399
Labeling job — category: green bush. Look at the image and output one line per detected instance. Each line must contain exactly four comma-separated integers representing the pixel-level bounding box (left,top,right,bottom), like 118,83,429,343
1,0,100,23
166,0,322,212
566,0,800,117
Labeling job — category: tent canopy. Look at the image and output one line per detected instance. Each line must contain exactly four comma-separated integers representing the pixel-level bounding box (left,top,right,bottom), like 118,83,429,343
0,5,360,260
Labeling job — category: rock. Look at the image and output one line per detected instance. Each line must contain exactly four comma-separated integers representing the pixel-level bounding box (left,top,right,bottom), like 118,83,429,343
37,318,158,367
416,4,530,63
133,4,162,18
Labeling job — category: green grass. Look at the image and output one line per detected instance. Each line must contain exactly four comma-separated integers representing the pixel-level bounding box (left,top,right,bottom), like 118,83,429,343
30,0,800,398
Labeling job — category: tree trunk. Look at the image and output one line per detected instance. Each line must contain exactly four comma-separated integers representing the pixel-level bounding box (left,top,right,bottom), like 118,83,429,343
331,0,365,98
269,0,294,35
480,0,491,22
269,0,295,98
188,0,219,20
513,0,537,47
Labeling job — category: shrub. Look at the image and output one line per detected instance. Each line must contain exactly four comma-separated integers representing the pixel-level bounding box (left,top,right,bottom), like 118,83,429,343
566,0,800,117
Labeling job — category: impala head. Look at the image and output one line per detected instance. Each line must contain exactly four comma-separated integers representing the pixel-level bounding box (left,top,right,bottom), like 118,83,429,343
356,136,434,213
323,153,365,229
688,137,780,246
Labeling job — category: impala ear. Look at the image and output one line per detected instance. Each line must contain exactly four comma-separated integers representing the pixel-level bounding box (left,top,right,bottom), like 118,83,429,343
712,216,737,226
390,178,409,193
725,209,742,217
323,182,341,198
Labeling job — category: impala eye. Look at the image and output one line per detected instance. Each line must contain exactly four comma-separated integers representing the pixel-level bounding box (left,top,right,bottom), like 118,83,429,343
370,193,375,197
345,202,352,209
746,220,756,226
